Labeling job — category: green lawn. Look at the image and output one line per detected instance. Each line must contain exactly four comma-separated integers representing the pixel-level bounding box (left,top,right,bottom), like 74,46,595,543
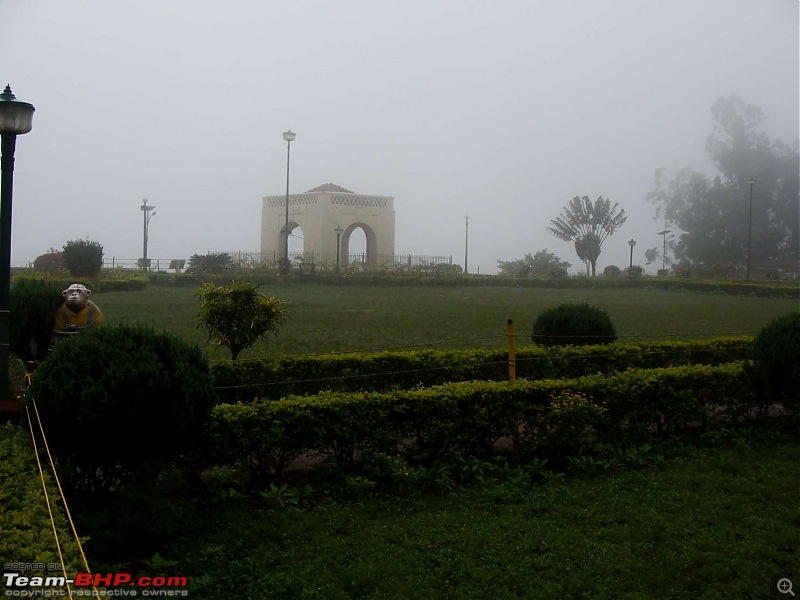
92,284,799,359
161,438,799,599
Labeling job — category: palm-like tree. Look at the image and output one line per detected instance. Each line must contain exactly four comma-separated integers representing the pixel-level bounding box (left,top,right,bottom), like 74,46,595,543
547,196,627,276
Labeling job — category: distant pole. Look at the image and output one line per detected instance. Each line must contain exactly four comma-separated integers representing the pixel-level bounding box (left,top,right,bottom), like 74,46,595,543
334,225,343,274
282,130,296,275
464,215,470,274
628,238,636,269
141,199,156,271
746,178,756,280
657,229,670,273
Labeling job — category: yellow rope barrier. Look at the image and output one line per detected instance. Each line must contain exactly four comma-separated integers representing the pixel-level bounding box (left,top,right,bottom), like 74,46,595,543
25,406,73,600
31,397,97,593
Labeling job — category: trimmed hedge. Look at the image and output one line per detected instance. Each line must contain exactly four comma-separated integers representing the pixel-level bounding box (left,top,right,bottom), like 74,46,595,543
0,423,84,572
209,337,754,403
207,362,757,484
11,274,148,293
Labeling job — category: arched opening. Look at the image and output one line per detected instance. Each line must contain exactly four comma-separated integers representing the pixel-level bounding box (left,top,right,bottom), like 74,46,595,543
276,221,303,264
341,223,378,267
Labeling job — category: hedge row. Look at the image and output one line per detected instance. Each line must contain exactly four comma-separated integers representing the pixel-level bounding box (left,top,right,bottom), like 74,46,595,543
11,274,149,293
207,362,758,484
209,337,753,403
0,423,84,573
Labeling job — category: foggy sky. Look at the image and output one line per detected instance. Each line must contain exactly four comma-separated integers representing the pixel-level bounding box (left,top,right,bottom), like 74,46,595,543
2,0,798,274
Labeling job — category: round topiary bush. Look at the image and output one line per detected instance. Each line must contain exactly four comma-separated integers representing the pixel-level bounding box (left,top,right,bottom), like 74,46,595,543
752,311,800,411
28,324,214,491
531,302,617,347
10,278,64,362
603,265,620,277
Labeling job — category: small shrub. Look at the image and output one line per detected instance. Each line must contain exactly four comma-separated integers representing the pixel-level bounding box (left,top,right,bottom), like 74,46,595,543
626,265,644,279
672,264,691,279
752,312,800,410
10,278,64,362
63,238,103,277
531,302,617,346
33,249,65,272
28,324,214,493
603,265,620,277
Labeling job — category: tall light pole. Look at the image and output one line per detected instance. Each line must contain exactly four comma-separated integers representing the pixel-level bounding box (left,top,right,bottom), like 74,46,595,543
464,215,470,274
657,229,671,273
282,129,296,274
141,199,156,271
0,85,35,403
334,225,343,275
628,238,636,269
746,178,756,280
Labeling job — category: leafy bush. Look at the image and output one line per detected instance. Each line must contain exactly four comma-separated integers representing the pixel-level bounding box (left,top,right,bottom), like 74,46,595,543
187,252,233,274
752,312,800,410
210,337,752,403
10,278,64,362
63,239,103,277
28,324,214,493
603,265,620,277
0,423,84,573
625,265,644,279
531,302,617,346
197,281,287,359
33,249,64,272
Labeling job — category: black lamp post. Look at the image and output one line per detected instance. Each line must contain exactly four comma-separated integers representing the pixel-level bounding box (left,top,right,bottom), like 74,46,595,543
282,130,296,274
141,198,156,271
464,215,470,274
746,178,756,280
0,85,35,403
628,238,636,269
334,225,343,274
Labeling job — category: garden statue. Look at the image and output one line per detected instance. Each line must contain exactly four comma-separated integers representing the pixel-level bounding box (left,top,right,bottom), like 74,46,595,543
53,283,104,343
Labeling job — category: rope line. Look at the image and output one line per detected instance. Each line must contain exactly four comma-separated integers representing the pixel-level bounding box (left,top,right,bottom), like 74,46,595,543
31,397,96,590
210,345,750,391
25,406,74,600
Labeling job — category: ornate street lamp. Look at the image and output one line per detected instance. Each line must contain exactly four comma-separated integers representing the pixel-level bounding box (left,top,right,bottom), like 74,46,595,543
141,199,156,271
628,238,636,269
282,129,296,274
334,225,343,275
0,85,35,402
746,178,756,280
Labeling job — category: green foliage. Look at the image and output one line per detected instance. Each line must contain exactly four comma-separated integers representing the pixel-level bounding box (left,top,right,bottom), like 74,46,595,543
10,278,64,362
197,281,287,359
208,362,755,486
647,96,799,269
210,337,752,403
547,196,627,276
531,302,617,347
752,312,800,410
33,248,64,272
62,238,104,277
603,265,620,277
28,324,214,493
0,423,84,572
187,252,233,274
496,249,571,277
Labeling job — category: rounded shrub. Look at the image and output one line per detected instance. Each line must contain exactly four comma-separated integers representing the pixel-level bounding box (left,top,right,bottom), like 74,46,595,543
10,278,64,362
28,324,214,490
752,311,800,410
531,302,617,347
603,265,620,277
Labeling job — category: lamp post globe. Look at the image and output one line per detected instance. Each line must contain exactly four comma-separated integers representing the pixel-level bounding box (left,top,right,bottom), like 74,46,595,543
282,130,296,275
0,85,35,403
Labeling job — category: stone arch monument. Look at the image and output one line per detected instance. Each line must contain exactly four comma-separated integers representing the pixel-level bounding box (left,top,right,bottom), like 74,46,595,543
261,183,395,266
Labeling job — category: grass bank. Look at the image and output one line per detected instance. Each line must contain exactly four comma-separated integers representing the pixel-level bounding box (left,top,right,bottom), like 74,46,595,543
162,436,799,599
92,284,799,359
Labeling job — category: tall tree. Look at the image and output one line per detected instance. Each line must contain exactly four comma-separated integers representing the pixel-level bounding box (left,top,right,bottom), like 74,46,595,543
647,96,799,270
547,196,627,276
496,249,571,277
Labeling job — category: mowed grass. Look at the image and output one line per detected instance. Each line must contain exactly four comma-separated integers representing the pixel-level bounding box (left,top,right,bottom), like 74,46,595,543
167,440,800,599
92,283,799,359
